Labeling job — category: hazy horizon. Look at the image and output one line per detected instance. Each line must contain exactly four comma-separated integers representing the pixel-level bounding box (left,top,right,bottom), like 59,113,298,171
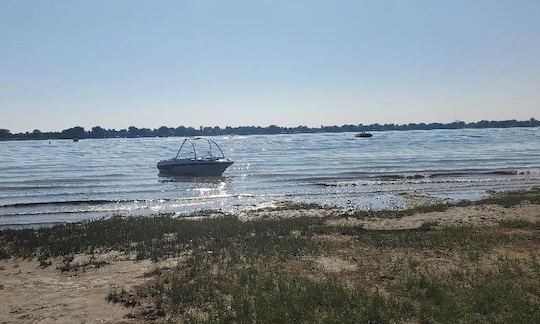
2,1,540,133
2,117,540,134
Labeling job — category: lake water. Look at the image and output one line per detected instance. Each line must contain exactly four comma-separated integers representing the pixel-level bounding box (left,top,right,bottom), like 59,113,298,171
1,127,540,227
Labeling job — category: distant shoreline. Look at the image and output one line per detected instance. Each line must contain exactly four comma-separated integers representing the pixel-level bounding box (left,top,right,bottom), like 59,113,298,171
1,118,538,142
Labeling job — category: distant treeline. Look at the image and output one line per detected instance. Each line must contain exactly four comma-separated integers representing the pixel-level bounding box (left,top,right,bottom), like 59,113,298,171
1,118,538,140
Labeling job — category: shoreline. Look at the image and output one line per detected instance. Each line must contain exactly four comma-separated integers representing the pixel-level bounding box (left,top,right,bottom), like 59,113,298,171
1,188,540,322
1,185,538,229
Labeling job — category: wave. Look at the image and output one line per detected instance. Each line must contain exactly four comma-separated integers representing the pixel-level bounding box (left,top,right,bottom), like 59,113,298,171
313,169,540,187
377,174,428,180
0,199,117,208
338,168,537,181
0,194,256,209
0,209,105,218
429,170,520,178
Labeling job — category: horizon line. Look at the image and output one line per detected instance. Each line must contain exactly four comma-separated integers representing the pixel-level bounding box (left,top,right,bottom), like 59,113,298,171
2,117,538,135
1,117,538,142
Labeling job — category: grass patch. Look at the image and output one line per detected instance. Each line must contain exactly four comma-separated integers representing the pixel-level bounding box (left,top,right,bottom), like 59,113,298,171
500,219,540,229
2,210,538,261
418,221,439,230
390,258,540,323
0,215,325,261
106,287,139,308
133,242,540,323
330,225,539,252
141,238,414,323
56,254,110,274
399,203,452,215
163,269,412,323
475,187,540,207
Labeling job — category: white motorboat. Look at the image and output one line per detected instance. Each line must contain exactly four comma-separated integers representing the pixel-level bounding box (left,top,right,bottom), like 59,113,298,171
157,137,234,177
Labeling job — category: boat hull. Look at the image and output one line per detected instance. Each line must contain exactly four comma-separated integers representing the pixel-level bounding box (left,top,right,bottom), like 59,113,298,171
157,160,234,177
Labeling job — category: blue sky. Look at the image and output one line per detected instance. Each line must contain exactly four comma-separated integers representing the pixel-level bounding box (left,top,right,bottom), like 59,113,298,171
1,0,539,132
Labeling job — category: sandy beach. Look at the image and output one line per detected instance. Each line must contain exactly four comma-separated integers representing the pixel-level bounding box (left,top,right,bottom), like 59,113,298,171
1,189,540,323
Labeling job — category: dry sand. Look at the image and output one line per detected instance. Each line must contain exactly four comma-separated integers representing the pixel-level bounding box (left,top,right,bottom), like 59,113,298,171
0,254,161,324
328,203,540,229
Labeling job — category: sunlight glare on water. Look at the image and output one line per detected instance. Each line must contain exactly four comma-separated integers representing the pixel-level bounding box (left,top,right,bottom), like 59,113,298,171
0,127,539,226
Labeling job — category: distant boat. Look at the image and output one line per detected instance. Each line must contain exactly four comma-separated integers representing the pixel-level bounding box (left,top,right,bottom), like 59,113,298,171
355,132,373,138
157,137,234,177
73,138,79,142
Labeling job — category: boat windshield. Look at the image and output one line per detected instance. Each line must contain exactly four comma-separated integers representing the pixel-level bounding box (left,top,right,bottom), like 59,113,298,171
174,137,226,160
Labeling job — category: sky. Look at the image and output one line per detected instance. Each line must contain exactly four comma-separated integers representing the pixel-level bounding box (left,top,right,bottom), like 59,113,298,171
1,0,539,132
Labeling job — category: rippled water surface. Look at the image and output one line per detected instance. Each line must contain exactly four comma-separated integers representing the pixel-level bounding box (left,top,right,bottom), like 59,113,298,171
1,128,539,226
